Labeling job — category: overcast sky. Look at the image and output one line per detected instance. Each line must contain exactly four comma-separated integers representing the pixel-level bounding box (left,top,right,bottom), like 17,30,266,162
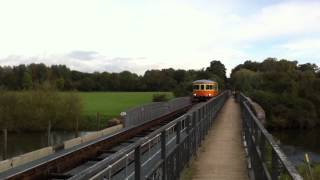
0,0,319,75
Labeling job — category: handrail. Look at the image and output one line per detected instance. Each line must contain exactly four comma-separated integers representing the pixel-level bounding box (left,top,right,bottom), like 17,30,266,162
70,91,229,180
240,93,303,180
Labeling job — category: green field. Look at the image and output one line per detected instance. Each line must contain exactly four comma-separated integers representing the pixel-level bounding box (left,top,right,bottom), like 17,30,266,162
75,92,173,128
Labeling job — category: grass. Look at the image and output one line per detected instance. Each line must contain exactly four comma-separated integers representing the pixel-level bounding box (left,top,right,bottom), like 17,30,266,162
78,92,173,118
280,162,320,180
72,92,173,129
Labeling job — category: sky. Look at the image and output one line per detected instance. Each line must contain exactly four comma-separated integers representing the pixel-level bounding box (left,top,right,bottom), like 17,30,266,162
0,0,320,76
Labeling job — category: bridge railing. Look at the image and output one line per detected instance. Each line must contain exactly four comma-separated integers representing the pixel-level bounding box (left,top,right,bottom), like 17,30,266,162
123,97,192,128
70,91,229,180
239,93,303,180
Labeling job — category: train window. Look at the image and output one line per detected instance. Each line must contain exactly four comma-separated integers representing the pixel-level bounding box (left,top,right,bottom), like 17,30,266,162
206,85,213,90
213,85,217,90
201,85,205,90
193,85,199,90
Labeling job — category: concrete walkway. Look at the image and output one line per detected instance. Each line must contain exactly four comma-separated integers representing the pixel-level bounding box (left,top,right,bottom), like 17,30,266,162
191,97,249,180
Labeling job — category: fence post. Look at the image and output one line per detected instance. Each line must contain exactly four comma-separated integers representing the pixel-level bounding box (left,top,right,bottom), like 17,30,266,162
192,111,197,156
161,130,167,180
47,120,51,146
197,109,202,146
210,102,214,126
201,107,205,141
176,120,181,177
271,148,280,180
186,115,191,164
207,105,209,134
96,112,100,130
75,116,79,138
135,145,142,180
2,128,7,159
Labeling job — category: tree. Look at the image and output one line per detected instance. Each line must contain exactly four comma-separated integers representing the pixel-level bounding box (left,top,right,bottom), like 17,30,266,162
22,72,33,89
55,78,65,90
298,63,318,72
231,58,320,129
206,60,227,80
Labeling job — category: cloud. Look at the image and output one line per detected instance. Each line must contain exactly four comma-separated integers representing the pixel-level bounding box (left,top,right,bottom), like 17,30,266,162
272,38,320,65
0,52,164,75
0,0,320,76
67,51,99,60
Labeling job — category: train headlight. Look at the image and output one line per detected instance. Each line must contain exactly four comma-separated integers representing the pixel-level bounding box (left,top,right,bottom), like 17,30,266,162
193,93,197,96
208,93,211,96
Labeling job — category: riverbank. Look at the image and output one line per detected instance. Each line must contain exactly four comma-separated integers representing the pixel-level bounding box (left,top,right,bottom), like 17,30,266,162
0,130,90,160
0,91,173,132
272,129,320,179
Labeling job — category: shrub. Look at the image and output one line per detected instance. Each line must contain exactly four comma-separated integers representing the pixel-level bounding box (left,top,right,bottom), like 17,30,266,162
0,90,83,132
152,93,169,102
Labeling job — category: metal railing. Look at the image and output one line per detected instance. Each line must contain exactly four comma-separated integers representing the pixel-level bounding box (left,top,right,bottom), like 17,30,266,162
239,93,303,180
70,91,229,180
123,97,191,128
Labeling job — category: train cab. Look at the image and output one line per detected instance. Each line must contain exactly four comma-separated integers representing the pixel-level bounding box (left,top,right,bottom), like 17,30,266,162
192,79,218,101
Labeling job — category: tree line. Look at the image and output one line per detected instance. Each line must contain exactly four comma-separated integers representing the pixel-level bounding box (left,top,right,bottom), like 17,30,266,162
0,60,226,133
231,58,320,129
0,60,227,96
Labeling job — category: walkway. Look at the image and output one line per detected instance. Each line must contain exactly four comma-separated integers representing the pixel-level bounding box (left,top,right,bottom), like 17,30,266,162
191,97,249,180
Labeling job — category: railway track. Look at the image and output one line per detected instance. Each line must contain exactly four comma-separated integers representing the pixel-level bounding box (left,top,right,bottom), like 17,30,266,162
0,103,196,180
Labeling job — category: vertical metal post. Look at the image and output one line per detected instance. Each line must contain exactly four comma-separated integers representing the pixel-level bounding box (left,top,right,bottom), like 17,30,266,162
135,145,142,180
201,107,205,141
205,105,209,134
271,149,280,180
96,112,100,130
176,120,181,177
47,120,51,146
75,116,79,138
161,130,167,180
210,103,213,126
203,105,207,135
186,115,191,162
3,128,7,159
192,111,196,156
197,109,201,145
259,135,266,163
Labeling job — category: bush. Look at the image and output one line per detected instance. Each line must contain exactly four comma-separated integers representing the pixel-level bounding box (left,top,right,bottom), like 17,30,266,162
152,93,169,102
0,90,83,132
173,82,192,97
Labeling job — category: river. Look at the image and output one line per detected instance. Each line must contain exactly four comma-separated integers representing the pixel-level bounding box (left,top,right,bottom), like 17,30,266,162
272,129,320,166
0,131,91,161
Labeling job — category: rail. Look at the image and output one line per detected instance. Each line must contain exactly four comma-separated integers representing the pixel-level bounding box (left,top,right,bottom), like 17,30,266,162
70,91,229,180
239,93,303,180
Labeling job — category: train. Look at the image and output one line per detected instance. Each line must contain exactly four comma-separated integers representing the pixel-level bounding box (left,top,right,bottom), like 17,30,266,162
192,79,219,101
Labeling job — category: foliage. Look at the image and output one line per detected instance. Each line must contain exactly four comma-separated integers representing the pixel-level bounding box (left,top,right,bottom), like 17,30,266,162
152,93,169,102
0,61,227,93
0,89,82,132
206,60,227,80
231,58,320,129
280,163,320,180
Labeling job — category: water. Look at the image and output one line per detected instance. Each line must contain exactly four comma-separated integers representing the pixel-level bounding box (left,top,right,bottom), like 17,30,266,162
0,131,91,160
272,129,320,166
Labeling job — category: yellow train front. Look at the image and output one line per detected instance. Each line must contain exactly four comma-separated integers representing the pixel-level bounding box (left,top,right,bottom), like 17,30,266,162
192,79,219,101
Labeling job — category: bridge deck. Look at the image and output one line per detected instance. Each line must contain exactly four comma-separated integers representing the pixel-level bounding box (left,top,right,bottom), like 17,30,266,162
191,97,249,180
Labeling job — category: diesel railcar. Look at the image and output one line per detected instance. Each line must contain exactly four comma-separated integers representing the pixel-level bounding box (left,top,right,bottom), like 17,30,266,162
192,79,218,101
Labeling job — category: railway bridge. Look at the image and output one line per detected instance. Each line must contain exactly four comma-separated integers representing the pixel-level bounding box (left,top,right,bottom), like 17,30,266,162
0,91,303,180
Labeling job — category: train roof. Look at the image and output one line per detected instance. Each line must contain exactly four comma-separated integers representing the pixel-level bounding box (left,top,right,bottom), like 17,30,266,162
192,79,216,84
